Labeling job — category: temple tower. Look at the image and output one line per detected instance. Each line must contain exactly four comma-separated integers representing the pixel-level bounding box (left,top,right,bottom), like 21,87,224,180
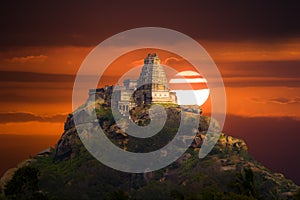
135,53,177,105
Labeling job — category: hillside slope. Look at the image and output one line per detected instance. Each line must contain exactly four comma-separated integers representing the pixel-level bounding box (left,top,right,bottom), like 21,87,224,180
1,87,299,200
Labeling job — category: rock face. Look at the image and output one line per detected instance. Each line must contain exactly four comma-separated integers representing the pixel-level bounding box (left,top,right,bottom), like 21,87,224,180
49,87,300,199
1,86,299,199
0,168,16,192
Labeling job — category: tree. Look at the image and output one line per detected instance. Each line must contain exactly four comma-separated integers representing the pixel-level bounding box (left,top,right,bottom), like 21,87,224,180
4,166,46,200
234,167,254,197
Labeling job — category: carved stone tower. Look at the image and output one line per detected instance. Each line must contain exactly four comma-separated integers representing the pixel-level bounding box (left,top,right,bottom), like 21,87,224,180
135,53,177,105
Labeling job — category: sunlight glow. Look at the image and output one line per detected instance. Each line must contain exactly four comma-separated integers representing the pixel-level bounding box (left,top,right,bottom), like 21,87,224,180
170,71,210,106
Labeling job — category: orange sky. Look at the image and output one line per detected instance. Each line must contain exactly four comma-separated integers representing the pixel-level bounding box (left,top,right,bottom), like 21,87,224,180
8,50,300,180
0,40,300,135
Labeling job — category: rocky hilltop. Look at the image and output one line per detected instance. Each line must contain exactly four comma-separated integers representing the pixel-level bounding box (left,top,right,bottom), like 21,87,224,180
0,87,299,200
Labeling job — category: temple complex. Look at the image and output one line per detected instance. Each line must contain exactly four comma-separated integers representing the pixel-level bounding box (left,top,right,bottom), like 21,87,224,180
90,53,177,115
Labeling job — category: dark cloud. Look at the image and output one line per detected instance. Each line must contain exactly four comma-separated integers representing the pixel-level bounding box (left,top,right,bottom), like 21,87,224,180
250,97,300,104
0,91,71,104
216,60,300,87
269,97,300,104
0,71,74,83
0,71,118,104
0,1,300,47
270,97,293,104
5,55,48,63
223,78,300,88
161,58,300,87
0,112,67,123
220,61,300,79
0,71,117,84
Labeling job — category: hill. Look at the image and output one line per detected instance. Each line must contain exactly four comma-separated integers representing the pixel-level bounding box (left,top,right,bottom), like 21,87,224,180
0,87,299,200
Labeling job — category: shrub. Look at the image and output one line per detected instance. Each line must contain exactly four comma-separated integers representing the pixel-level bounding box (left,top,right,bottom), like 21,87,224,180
4,166,47,200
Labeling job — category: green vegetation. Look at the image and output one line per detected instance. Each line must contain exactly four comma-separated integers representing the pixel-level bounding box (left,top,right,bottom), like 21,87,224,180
152,102,178,108
234,167,255,197
4,166,47,200
96,105,114,123
1,99,299,199
185,187,256,200
0,193,5,200
181,155,200,175
293,188,300,200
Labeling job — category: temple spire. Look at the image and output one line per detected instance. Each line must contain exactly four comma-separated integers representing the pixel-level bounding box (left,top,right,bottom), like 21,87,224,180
135,53,176,105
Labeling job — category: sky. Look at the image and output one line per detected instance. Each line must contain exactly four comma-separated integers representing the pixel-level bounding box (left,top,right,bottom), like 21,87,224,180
0,0,300,183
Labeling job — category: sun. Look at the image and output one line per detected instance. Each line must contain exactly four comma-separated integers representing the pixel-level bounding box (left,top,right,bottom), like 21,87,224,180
169,71,210,106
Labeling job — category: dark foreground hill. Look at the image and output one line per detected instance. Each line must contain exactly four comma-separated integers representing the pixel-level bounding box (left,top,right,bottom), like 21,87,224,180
0,88,299,200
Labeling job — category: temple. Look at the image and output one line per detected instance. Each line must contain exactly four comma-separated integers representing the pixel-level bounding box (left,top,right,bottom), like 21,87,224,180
116,53,177,115
135,53,177,105
90,53,177,116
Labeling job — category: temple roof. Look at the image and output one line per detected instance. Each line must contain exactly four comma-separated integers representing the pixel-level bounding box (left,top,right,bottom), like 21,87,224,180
138,53,169,91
